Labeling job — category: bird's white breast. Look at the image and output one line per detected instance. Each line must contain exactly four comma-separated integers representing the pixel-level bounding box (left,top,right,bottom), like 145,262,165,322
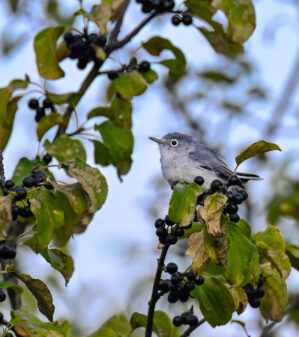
159,146,219,190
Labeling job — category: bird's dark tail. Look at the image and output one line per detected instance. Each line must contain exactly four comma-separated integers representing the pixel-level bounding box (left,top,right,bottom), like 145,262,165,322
236,172,263,182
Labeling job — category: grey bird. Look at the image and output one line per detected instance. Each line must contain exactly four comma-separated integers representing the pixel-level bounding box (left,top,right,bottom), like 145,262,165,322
149,132,261,190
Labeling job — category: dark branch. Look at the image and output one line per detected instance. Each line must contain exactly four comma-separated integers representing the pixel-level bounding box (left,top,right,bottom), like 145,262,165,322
0,150,5,189
108,0,131,44
112,12,156,51
145,244,169,337
179,318,206,337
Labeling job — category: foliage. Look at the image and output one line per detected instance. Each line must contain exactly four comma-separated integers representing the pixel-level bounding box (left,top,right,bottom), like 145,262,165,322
0,0,297,337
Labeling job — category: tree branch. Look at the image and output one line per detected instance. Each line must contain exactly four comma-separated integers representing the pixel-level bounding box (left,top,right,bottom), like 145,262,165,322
179,318,206,337
108,0,131,44
112,12,156,51
0,150,5,189
145,244,169,337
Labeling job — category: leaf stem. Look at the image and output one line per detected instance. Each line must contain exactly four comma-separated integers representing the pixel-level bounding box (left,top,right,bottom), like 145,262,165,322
179,318,206,337
145,244,169,337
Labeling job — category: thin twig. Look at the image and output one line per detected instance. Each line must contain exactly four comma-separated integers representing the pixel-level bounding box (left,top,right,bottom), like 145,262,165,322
145,244,169,337
108,0,131,44
179,318,206,337
112,12,156,51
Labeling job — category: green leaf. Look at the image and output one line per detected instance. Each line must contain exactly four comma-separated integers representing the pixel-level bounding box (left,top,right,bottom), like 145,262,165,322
198,25,244,57
34,26,65,80
286,243,299,270
16,273,55,321
229,287,248,315
114,71,147,99
130,311,178,337
236,218,251,238
235,140,281,169
191,277,235,326
168,182,202,227
212,0,256,44
93,141,113,166
182,222,204,238
12,157,47,185
0,281,23,294
41,248,74,286
224,222,259,286
259,263,288,322
200,70,235,84
0,194,13,240
44,134,86,162
199,194,228,236
88,96,132,129
88,314,131,337
252,225,291,282
143,36,186,78
24,190,64,252
95,121,134,177
10,310,70,337
61,158,108,214
47,92,80,106
185,0,216,22
141,69,159,84
0,87,21,151
9,77,29,91
36,113,63,141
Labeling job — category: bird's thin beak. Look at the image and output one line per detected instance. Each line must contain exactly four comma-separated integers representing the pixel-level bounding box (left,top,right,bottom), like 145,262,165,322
149,137,165,145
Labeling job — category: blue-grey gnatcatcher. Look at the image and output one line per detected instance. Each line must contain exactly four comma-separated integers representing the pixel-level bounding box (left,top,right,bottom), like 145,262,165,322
149,132,261,190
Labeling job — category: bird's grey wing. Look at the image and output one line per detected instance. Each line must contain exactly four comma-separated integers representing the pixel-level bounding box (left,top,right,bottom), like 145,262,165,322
188,144,233,179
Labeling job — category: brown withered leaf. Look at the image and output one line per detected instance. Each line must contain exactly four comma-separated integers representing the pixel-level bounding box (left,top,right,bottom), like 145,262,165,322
186,231,210,273
87,4,112,33
198,194,228,237
0,194,14,239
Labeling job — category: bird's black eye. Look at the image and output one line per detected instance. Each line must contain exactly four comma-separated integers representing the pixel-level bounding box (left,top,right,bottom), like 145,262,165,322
171,140,178,146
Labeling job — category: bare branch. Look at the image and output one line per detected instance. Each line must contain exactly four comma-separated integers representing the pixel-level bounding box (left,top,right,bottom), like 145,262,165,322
108,0,131,44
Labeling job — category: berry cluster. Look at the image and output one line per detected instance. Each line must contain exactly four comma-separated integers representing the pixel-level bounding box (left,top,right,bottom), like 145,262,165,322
107,60,151,80
194,175,248,223
155,216,185,245
173,308,198,327
171,13,193,26
2,162,53,221
0,242,16,260
158,263,204,303
243,274,265,308
28,97,55,122
64,31,107,69
135,0,174,13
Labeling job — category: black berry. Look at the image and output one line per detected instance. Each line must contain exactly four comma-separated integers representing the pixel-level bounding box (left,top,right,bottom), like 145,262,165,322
64,32,74,45
228,175,242,187
171,272,182,285
248,296,260,308
19,206,33,218
14,186,27,200
195,275,204,285
186,314,198,326
28,98,39,110
184,281,195,292
22,176,35,188
173,316,182,327
158,280,170,292
4,180,15,189
182,15,193,26
165,262,178,274
0,289,6,302
229,213,240,223
156,227,167,238
168,292,179,303
42,153,52,165
194,176,204,185
185,270,196,281
225,191,235,201
165,215,175,226
171,15,181,26
238,189,248,201
226,203,238,214
210,179,223,192
234,193,244,204
0,246,10,259
174,227,184,237
43,98,52,108
166,234,177,245
139,61,150,73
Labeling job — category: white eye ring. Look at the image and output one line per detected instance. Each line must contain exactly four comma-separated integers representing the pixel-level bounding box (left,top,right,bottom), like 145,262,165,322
171,139,178,146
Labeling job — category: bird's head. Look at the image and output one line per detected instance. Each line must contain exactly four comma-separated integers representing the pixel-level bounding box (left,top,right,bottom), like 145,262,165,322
149,132,195,156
